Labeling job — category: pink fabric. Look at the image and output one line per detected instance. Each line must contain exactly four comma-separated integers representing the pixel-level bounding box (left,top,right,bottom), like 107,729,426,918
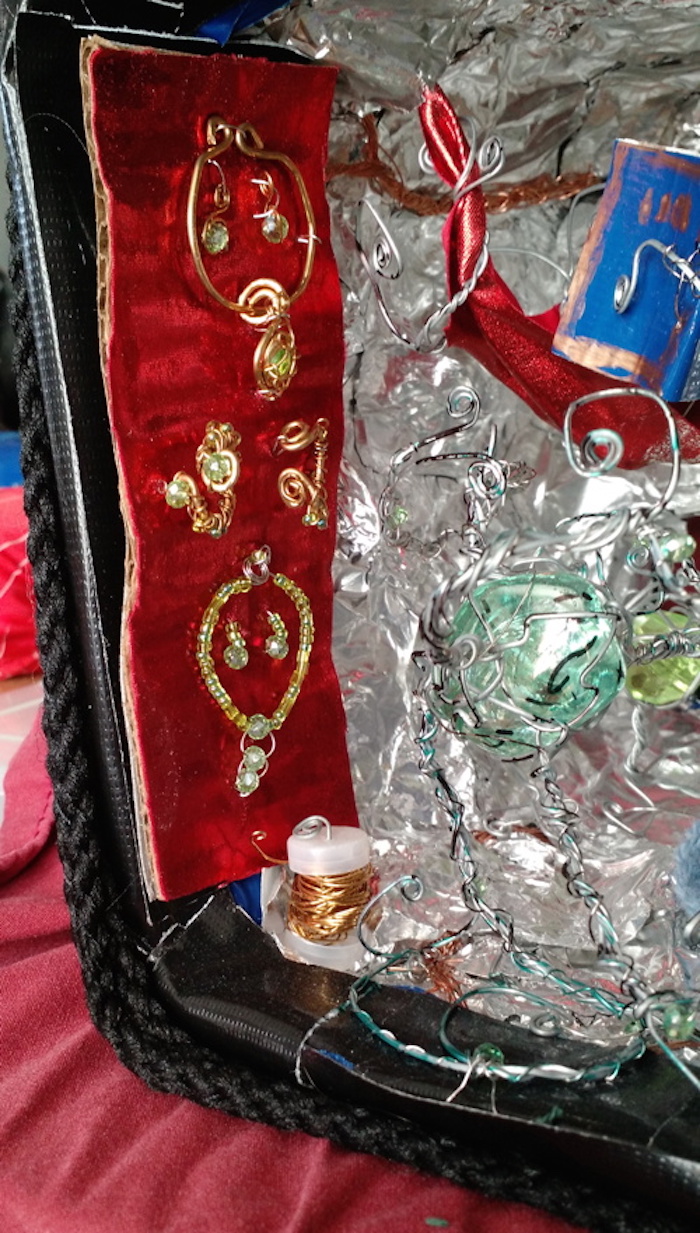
0,488,39,680
0,718,588,1233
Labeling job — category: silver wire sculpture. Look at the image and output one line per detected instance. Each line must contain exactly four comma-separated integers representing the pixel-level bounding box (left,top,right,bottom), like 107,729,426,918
342,115,700,1093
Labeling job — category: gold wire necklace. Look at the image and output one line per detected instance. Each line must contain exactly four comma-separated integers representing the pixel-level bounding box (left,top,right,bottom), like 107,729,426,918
196,547,314,796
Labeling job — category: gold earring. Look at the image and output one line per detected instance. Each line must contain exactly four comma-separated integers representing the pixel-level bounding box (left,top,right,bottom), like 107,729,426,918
164,420,240,537
201,159,231,255
274,418,329,529
253,172,289,245
224,622,248,670
265,611,289,659
187,117,318,400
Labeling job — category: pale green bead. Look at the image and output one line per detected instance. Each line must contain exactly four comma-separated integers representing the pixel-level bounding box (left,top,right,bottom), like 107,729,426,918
202,219,229,254
223,644,248,671
626,612,700,706
247,714,271,740
435,571,625,759
243,746,267,772
636,524,696,564
262,211,289,243
165,478,190,509
237,767,259,796
266,636,288,660
201,452,232,485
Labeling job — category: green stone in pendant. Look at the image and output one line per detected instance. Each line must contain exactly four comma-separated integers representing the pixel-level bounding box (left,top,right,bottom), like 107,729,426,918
626,612,700,706
269,344,292,379
266,637,288,660
434,571,625,759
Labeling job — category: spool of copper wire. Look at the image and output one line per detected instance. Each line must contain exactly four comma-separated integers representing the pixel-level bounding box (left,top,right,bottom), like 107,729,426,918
284,815,372,970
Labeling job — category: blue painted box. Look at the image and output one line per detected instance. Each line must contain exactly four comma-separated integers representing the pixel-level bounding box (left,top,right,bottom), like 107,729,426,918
553,138,700,401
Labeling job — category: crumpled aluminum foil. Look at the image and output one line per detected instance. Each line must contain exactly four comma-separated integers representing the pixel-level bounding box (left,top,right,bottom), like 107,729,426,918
259,1,700,1049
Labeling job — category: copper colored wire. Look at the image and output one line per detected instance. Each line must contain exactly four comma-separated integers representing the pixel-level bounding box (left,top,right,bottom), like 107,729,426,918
421,935,466,1003
287,864,373,943
326,114,602,215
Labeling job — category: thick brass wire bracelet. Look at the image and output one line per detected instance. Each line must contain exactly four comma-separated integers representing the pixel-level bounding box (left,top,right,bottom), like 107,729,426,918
187,116,318,400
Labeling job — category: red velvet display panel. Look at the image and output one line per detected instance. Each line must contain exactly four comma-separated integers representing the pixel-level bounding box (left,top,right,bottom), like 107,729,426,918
420,86,700,469
86,43,358,899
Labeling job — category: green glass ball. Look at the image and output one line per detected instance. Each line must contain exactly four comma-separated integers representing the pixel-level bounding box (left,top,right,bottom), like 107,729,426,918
433,571,626,759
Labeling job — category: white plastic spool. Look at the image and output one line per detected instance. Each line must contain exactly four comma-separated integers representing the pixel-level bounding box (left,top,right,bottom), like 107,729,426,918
283,815,371,971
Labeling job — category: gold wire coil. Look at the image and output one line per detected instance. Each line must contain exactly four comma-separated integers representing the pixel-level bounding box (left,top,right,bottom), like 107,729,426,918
287,864,373,944
275,417,330,528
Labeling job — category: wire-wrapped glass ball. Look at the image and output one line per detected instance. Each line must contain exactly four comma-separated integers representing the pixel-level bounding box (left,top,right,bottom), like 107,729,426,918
432,571,626,759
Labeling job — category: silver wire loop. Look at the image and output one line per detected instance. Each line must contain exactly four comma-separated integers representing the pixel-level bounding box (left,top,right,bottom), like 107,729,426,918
562,387,681,517
356,874,424,957
614,237,700,313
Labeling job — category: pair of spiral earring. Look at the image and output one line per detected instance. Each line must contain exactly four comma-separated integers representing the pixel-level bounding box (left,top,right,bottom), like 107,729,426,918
164,418,331,535
200,165,289,256
223,612,289,670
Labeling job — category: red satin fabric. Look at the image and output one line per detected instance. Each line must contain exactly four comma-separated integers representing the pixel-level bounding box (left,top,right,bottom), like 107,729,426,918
419,86,700,468
88,45,358,899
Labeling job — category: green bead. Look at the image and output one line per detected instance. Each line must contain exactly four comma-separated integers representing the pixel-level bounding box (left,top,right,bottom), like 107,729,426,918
435,572,625,759
223,644,248,670
269,344,292,378
262,211,289,243
663,1002,696,1042
236,767,259,796
388,505,409,528
243,745,267,772
626,612,700,706
202,219,229,255
201,452,232,485
266,636,288,660
165,478,190,509
475,1043,504,1066
636,524,696,564
247,714,271,740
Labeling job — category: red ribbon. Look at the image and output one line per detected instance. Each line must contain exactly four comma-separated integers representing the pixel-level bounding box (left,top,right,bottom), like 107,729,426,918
419,85,700,468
